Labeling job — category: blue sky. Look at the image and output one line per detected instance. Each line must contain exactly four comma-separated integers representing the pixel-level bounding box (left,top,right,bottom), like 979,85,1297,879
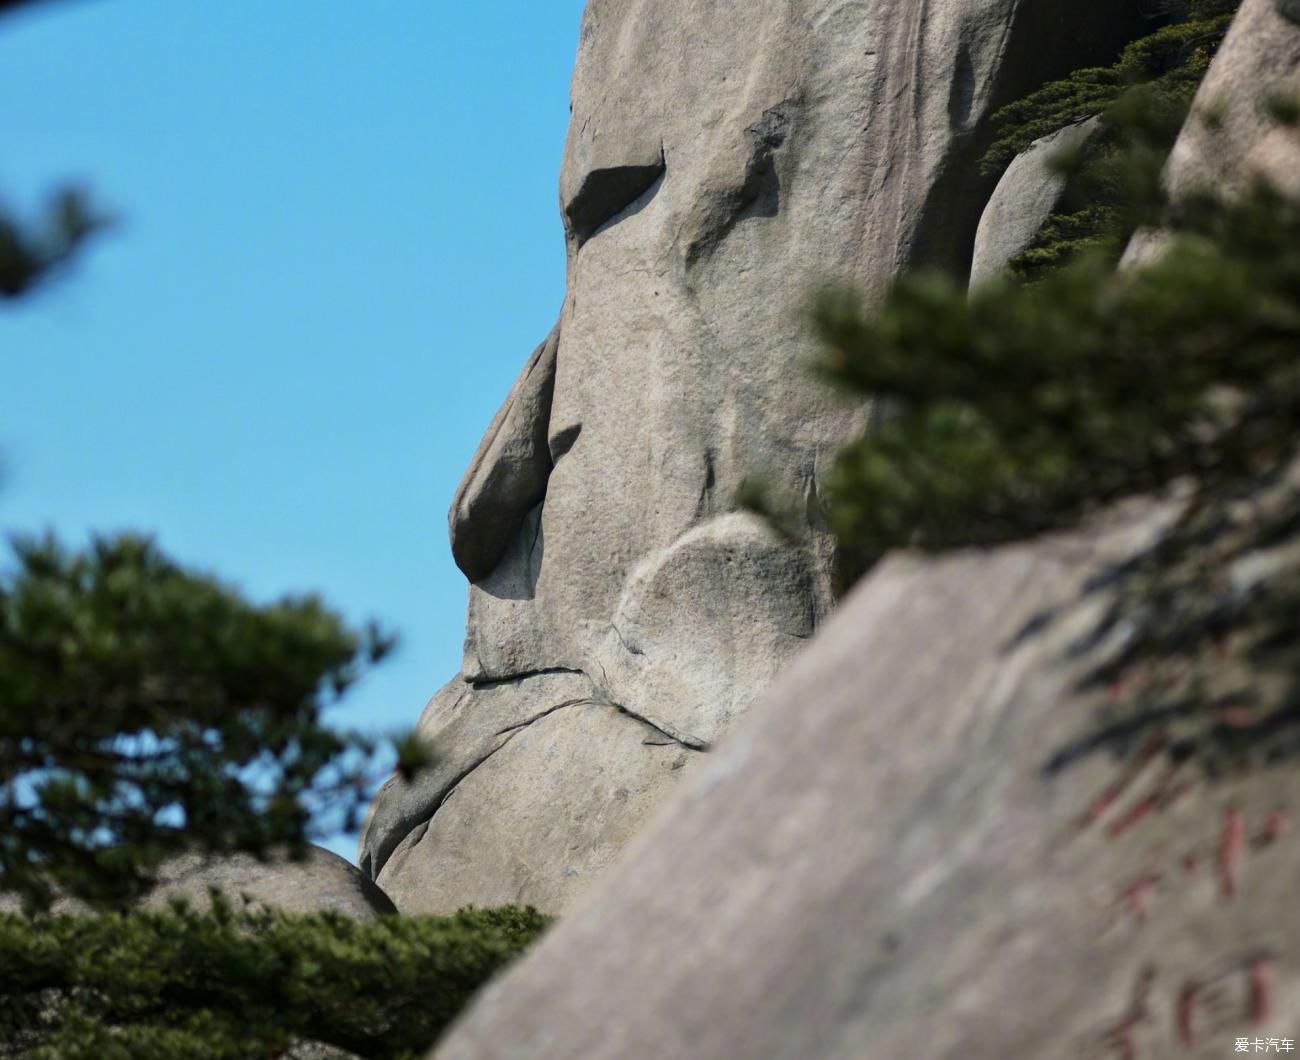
0,0,587,861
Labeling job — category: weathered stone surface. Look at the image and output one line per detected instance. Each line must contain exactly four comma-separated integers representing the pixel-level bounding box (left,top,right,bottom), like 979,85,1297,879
449,327,559,584
591,512,816,749
360,670,598,884
970,117,1101,287
365,0,1150,911
0,845,394,922
1124,0,1300,269
432,498,1300,1060
144,846,396,920
379,702,698,916
1161,0,1300,206
363,668,707,915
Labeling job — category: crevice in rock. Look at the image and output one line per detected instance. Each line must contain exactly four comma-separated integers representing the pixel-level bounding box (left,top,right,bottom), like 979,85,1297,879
682,98,799,267
411,693,704,857
495,697,593,737
611,621,645,657
693,447,719,522
573,657,708,752
947,40,978,134
374,677,706,880
371,693,596,880
549,422,583,463
565,149,667,248
404,819,430,852
608,700,712,752
432,699,598,825
469,666,587,691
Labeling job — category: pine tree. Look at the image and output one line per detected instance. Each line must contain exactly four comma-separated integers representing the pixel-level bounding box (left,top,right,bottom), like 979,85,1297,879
818,56,1300,781
0,6,548,1056
982,0,1240,280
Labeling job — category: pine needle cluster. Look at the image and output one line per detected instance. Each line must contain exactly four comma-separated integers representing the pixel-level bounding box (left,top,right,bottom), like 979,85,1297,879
0,900,549,1059
981,0,1240,280
819,88,1300,776
0,533,397,913
981,0,1239,177
0,188,106,300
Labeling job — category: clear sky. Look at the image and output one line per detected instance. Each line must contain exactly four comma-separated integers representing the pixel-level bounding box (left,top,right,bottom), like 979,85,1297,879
0,0,588,861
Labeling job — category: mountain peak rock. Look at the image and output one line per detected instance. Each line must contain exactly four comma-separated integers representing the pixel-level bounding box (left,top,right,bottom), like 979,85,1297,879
361,0,1149,916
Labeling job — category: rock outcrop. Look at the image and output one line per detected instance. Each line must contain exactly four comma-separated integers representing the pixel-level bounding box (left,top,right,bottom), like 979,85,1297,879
1125,0,1300,267
1161,0,1300,206
0,845,395,922
363,0,1149,916
143,847,396,920
434,493,1300,1060
970,117,1100,286
425,6,1300,1056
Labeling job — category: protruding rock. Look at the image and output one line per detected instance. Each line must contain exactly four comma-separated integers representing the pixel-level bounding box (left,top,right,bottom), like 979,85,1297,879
368,0,1152,914
592,512,816,749
1124,0,1300,268
970,118,1101,287
0,845,395,921
433,497,1300,1060
378,699,698,916
145,846,396,920
449,327,559,584
1161,0,1300,205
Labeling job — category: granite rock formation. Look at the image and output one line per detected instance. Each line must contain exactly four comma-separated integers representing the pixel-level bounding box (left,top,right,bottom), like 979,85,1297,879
1125,0,1300,267
1161,0,1300,206
435,492,1300,1060
0,845,396,922
141,847,396,921
428,5,1300,1056
969,117,1100,286
361,0,1149,916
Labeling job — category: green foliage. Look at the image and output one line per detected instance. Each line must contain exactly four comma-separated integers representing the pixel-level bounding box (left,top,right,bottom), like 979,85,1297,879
977,0,1242,282
818,187,1300,553
0,533,398,913
818,129,1300,774
0,900,550,1058
0,188,107,300
1004,83,1197,282
0,13,515,1060
734,475,805,543
981,0,1238,178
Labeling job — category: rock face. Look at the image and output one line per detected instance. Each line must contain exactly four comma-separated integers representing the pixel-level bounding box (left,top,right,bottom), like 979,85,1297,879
361,0,1150,914
368,670,696,913
0,845,394,922
1125,0,1300,267
144,847,396,920
1161,0,1300,206
433,497,1300,1060
424,11,1300,1054
969,117,1100,286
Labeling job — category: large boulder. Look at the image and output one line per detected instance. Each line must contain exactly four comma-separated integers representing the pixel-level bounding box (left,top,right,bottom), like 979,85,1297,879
366,670,698,912
0,844,395,921
143,846,396,920
969,117,1101,286
1162,0,1300,205
431,493,1300,1060
363,0,1150,916
1125,0,1300,266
